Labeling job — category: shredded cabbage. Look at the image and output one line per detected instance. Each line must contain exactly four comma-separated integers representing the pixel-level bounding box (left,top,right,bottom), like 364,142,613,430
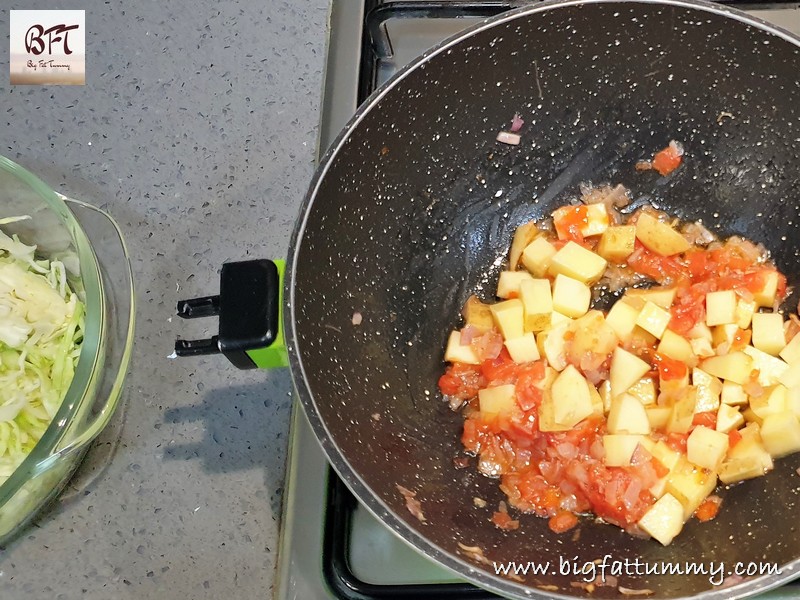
0,220,84,483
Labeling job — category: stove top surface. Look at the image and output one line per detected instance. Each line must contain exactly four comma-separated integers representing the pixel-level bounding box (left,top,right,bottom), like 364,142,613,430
275,2,800,599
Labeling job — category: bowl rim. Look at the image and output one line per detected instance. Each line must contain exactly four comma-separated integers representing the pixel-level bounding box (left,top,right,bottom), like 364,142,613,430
0,155,105,503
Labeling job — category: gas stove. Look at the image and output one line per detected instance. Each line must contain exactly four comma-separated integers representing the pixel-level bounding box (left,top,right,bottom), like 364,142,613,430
274,2,800,599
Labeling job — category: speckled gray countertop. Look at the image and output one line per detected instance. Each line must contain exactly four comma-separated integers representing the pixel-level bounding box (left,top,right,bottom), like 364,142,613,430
0,1,330,598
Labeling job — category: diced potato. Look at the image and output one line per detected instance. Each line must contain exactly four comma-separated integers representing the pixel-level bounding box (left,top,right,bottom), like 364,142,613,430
666,388,698,434
752,312,787,356
521,237,557,278
538,393,570,432
648,441,683,498
743,407,763,426
743,345,789,386
635,213,691,256
688,322,713,344
719,424,773,484
628,377,657,406
552,274,591,318
636,301,671,339
610,347,652,398
659,369,690,398
780,333,800,365
735,298,757,330
584,203,611,237
711,324,739,349
753,271,780,308
479,384,517,415
690,337,715,359
548,241,608,284
719,455,772,484
646,405,672,430
605,300,640,343
603,434,645,467
505,333,541,364
626,286,677,309
508,221,539,271
569,311,618,360
687,426,729,470
597,225,636,262
538,392,569,432
665,457,718,519
550,365,595,428
630,326,659,350
778,361,800,389
716,404,745,433
652,440,683,471
461,295,495,332
622,295,646,311
721,381,748,406
749,385,787,420
705,290,737,327
444,331,481,364
760,412,800,457
658,330,697,366
599,379,613,414
692,368,722,413
689,323,715,358
638,493,685,546
607,393,651,434
588,380,604,417
540,320,571,371
519,278,553,332
701,352,753,385
787,386,800,419
550,311,572,326
490,299,525,340
497,271,535,299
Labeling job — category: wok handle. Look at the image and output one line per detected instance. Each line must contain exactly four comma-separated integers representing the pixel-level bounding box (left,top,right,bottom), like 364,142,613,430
174,259,288,369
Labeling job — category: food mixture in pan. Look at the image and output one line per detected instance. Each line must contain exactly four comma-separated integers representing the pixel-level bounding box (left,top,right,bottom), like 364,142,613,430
438,176,800,545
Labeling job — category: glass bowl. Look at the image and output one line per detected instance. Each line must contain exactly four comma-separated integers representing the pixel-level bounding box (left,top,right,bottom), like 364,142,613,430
0,155,134,544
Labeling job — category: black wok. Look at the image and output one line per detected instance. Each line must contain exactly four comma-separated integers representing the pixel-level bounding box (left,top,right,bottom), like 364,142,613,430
286,1,800,597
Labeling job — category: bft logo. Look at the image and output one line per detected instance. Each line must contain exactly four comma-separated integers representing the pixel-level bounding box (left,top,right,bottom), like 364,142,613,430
10,10,85,85
25,23,80,56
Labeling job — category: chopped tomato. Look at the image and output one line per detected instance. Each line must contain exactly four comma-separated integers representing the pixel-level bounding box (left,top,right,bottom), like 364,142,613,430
501,469,562,517
710,247,754,273
692,411,717,430
728,429,743,449
694,496,722,522
685,249,712,279
492,510,520,531
461,415,489,454
515,362,546,411
553,205,588,243
651,142,683,176
504,413,538,446
548,510,579,533
627,242,688,284
438,362,483,400
743,269,787,301
575,465,654,527
653,353,688,381
651,457,670,479
481,349,520,384
731,328,751,351
665,432,689,453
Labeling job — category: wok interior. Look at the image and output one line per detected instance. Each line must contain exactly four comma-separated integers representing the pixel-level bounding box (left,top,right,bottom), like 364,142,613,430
292,2,800,597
